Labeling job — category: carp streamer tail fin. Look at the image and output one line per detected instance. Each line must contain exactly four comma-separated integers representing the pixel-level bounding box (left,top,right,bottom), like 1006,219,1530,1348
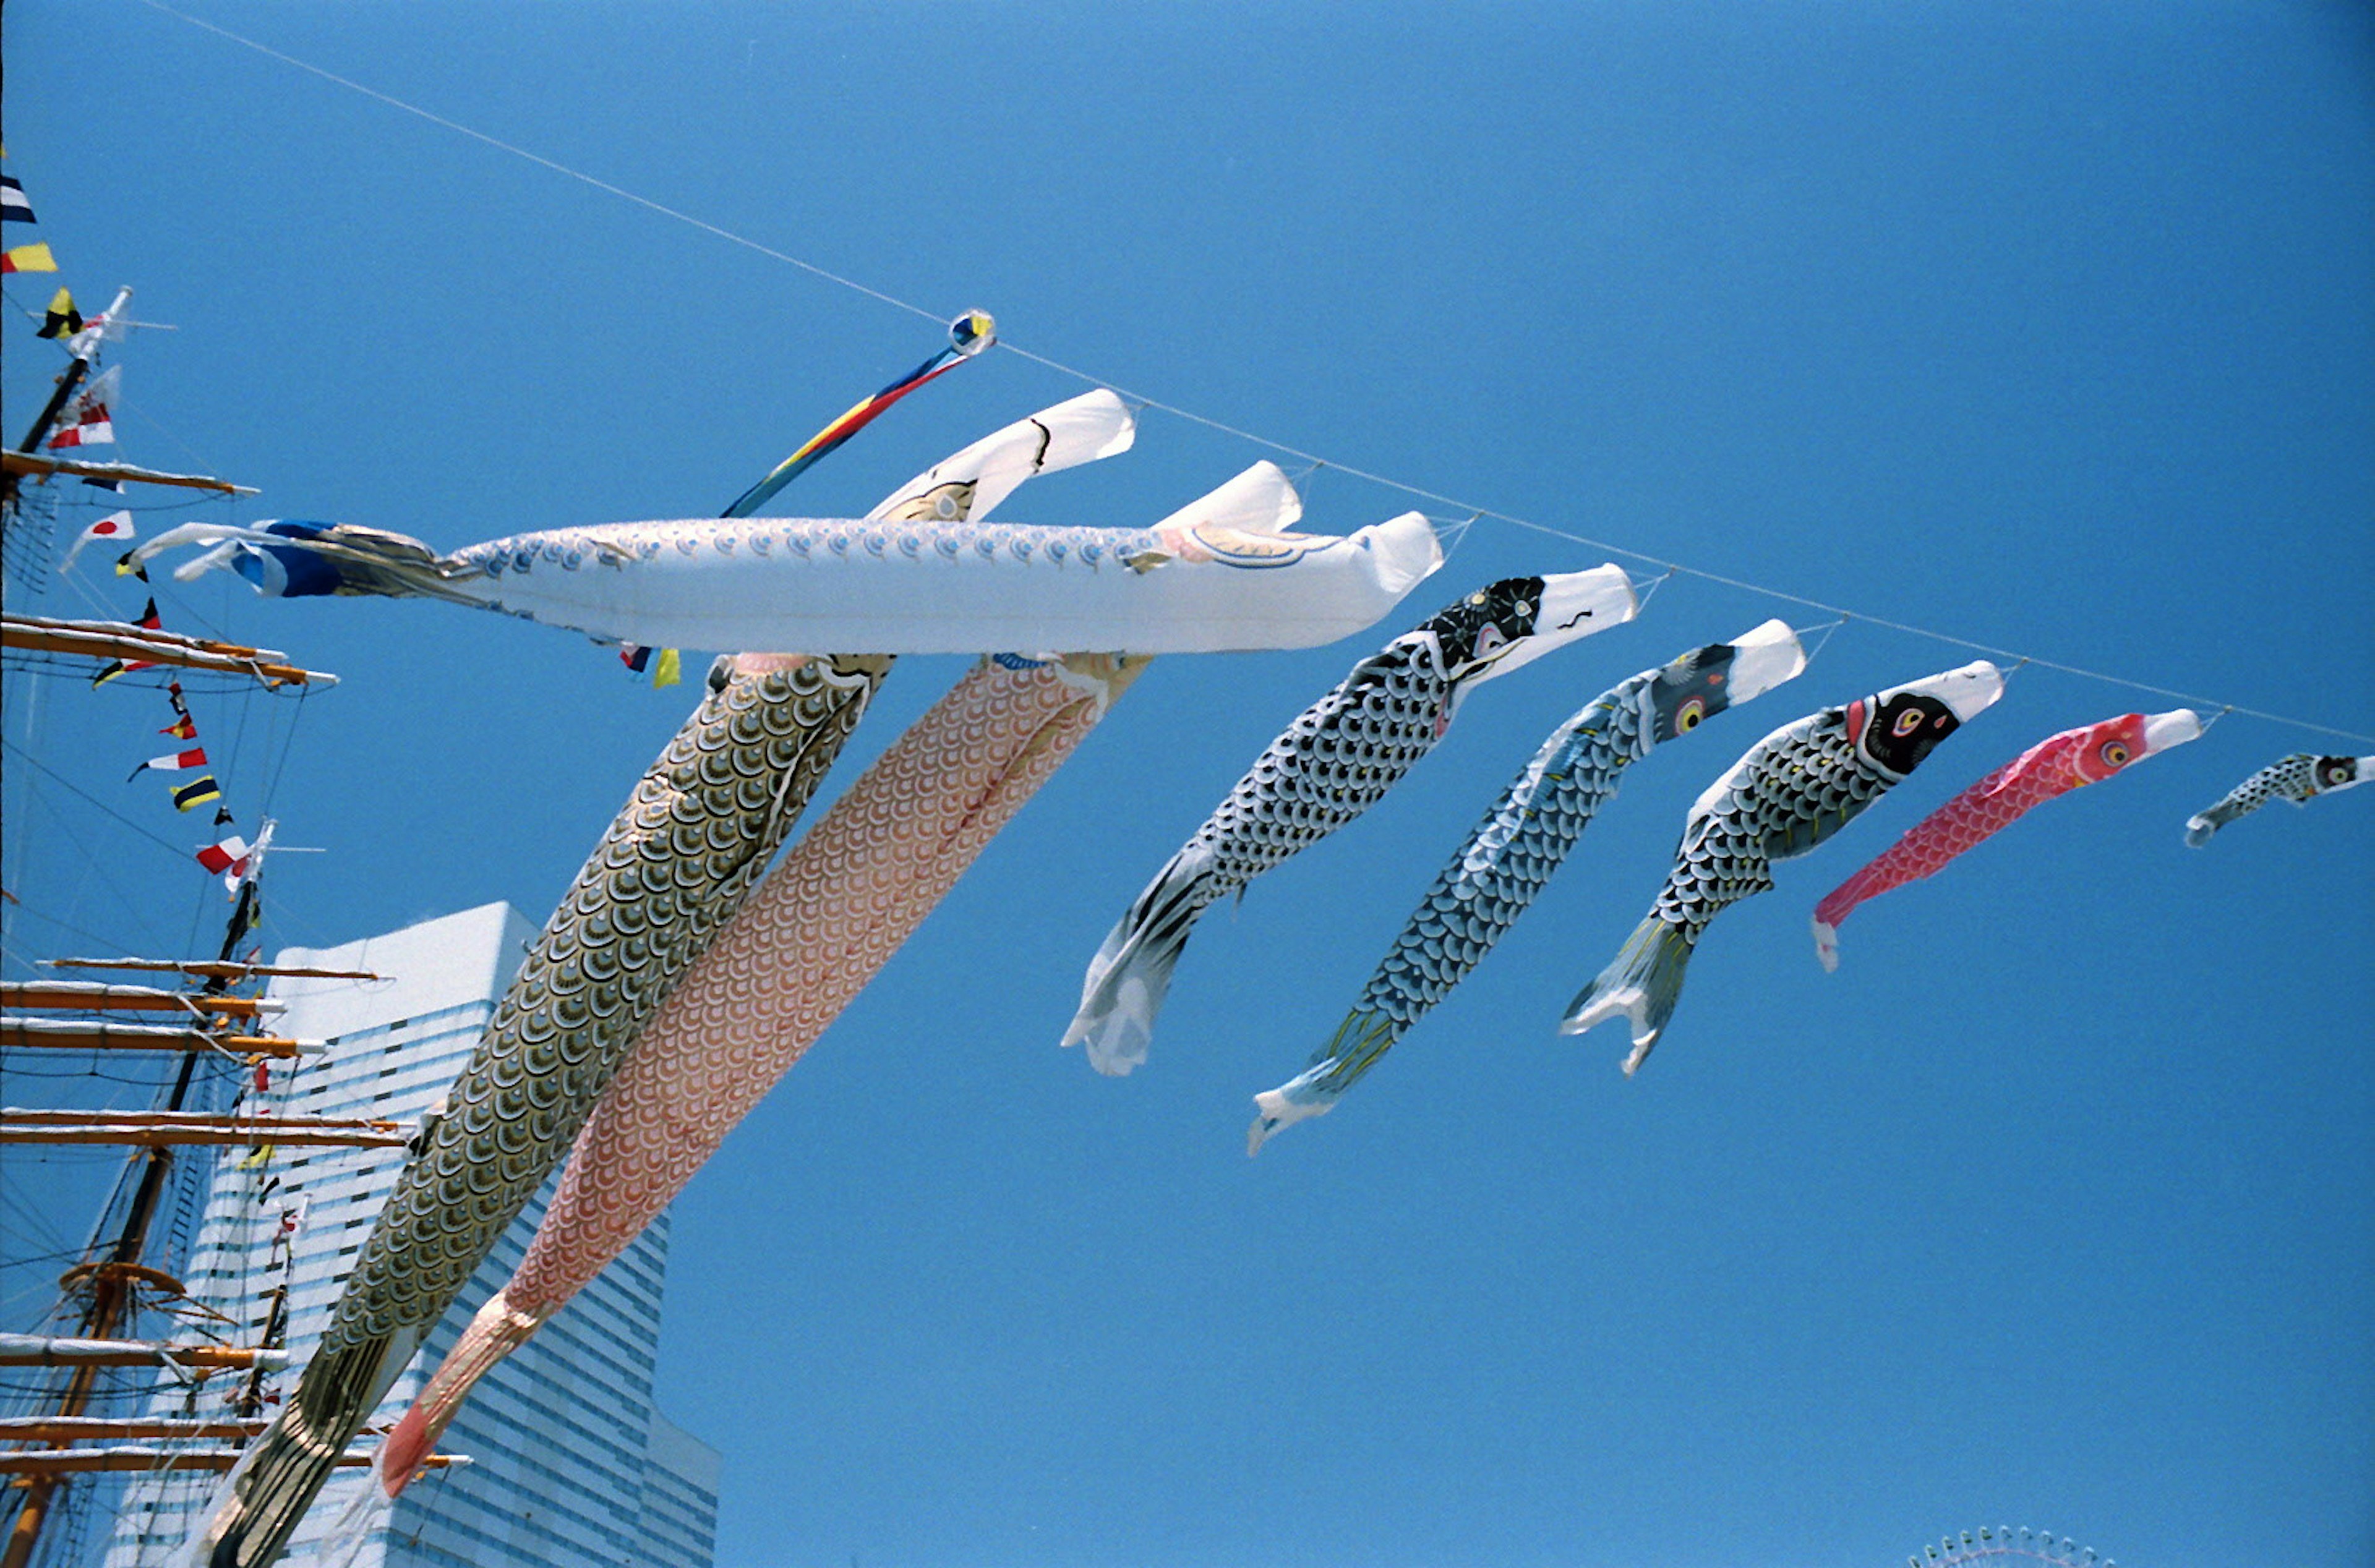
181,1332,410,1568
375,1292,545,1503
1248,1009,1399,1154
1810,869,1875,971
1811,915,1843,973
1063,846,1217,1076
1560,917,1694,1075
133,520,485,607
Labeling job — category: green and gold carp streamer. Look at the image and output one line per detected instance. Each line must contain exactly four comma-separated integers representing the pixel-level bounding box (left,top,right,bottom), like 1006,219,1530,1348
184,652,888,1568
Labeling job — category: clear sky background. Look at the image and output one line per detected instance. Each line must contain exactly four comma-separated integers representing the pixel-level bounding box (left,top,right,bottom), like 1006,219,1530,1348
4,4,2372,1566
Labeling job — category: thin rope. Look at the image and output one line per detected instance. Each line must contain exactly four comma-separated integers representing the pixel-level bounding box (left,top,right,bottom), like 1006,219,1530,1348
131,0,2375,747
1794,616,1849,666
134,0,944,330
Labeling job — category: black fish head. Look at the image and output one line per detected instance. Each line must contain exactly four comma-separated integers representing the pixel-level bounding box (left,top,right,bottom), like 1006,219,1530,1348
1419,576,1547,674
1849,660,2004,777
2316,755,2370,791
1649,644,1739,742
1856,691,1959,774
1647,620,1806,743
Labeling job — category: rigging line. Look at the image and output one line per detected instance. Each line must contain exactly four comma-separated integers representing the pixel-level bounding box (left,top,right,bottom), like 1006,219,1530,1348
137,0,944,330
14,777,183,958
113,389,236,482
1,741,209,866
138,0,2375,748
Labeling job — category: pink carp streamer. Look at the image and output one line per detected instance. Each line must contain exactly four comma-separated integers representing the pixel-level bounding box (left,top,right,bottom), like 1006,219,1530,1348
368,652,1145,1494
1810,708,2199,970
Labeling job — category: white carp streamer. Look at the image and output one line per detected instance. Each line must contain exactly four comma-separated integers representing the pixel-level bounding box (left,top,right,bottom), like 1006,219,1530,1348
128,392,1439,657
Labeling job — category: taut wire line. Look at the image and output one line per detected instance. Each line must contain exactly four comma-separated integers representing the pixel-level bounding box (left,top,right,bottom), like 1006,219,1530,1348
128,0,2375,746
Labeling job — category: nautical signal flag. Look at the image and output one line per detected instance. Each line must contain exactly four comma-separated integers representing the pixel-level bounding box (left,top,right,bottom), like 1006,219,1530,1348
171,775,225,812
38,288,81,339
57,509,134,573
2,241,58,273
1,176,33,224
130,747,210,782
161,711,198,740
197,834,255,887
48,365,118,449
620,643,683,688
91,597,163,686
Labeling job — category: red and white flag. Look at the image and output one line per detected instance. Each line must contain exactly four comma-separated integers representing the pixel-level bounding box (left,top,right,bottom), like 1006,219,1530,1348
196,834,253,887
57,509,135,573
198,819,273,893
47,364,119,449
131,746,208,780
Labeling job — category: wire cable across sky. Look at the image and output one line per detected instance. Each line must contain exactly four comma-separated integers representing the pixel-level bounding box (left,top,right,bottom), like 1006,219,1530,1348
133,0,2375,746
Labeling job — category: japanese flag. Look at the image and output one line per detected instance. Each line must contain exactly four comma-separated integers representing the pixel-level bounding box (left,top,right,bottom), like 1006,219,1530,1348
58,510,136,574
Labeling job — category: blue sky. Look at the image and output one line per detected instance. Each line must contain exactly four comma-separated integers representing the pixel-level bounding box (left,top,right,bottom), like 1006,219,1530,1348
4,4,2371,1566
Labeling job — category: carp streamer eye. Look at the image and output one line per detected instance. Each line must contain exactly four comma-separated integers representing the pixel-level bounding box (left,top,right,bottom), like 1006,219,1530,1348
2100,741,2131,767
1675,696,1709,731
2319,759,2354,787
1893,708,1926,738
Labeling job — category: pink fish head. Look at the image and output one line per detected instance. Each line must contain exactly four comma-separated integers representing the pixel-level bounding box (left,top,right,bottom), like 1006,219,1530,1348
2072,707,2201,783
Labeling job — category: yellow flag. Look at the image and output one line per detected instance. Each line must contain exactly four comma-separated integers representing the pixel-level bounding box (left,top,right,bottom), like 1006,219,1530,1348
236,1143,275,1171
38,288,80,339
651,648,682,689
2,241,58,273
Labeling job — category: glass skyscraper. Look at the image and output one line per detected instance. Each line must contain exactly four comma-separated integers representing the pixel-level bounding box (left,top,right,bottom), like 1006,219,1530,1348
105,903,719,1568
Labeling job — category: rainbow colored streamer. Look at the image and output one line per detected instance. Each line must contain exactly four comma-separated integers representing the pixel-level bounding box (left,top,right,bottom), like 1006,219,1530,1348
721,309,995,519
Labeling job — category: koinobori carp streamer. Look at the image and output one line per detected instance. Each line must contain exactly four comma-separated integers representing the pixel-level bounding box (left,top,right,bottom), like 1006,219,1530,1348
1066,566,1641,1077
1562,660,2005,1074
1251,620,1807,1151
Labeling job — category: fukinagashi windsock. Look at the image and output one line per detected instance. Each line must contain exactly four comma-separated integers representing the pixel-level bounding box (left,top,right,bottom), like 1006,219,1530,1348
361,655,1145,1515
1247,620,1807,1151
1064,566,1640,1076
336,467,1300,1523
1562,659,2004,1075
1812,708,2201,969
2183,752,2373,846
177,652,885,1568
184,393,1129,1568
127,391,1447,656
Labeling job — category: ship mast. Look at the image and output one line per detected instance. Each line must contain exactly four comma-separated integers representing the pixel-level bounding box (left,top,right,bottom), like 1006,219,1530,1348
2,881,257,1568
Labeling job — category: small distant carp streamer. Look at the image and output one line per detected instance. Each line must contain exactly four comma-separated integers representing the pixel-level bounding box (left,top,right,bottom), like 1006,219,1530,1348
1064,567,1640,1077
1563,660,2004,1075
2183,751,2371,846
1249,620,1806,1152
363,652,1144,1498
1811,708,2201,968
181,654,884,1568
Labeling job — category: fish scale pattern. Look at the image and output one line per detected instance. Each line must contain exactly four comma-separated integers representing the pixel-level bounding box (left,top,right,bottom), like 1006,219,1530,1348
459,516,1167,579
190,654,888,1568
1656,712,1885,945
1817,719,2130,936
322,653,887,1350
1187,636,1455,901
2186,752,2332,845
1364,678,1652,1028
372,654,1142,1482
1279,677,1654,1111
